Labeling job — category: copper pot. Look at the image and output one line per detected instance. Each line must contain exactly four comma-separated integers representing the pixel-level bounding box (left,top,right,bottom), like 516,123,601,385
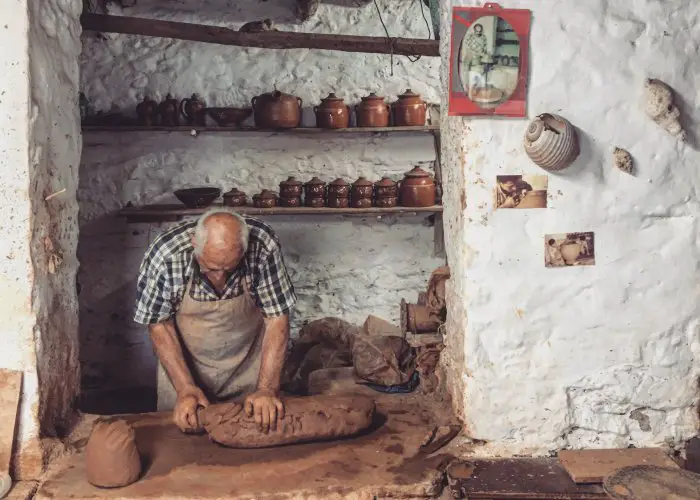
400,298,441,334
327,196,350,208
279,196,301,207
222,187,247,207
252,90,302,129
158,94,179,126
392,89,427,127
314,93,350,129
253,189,278,208
180,93,207,126
136,96,158,126
351,177,373,208
355,93,390,128
374,177,398,198
327,178,350,198
375,196,398,208
399,166,436,207
279,176,303,198
304,177,326,206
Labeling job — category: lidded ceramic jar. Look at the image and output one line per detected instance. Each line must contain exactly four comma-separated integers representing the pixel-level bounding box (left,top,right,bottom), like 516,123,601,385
392,89,427,127
399,166,436,207
253,189,278,208
252,90,302,129
136,96,158,126
374,177,398,208
222,187,247,207
314,93,350,129
327,178,350,208
279,176,303,198
355,92,390,128
304,176,326,207
158,93,180,126
351,177,373,208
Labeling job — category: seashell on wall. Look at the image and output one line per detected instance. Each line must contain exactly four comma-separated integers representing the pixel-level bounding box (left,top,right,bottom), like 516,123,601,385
644,78,686,142
523,113,580,172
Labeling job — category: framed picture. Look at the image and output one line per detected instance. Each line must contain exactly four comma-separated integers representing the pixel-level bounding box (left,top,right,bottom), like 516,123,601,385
544,232,596,268
493,174,548,209
448,3,531,117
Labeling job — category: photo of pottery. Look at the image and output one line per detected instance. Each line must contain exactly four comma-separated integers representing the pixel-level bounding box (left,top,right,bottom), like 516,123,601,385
544,232,595,268
493,174,547,209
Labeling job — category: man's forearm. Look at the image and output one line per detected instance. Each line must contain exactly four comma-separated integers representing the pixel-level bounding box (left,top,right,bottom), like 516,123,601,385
256,315,289,393
149,320,197,393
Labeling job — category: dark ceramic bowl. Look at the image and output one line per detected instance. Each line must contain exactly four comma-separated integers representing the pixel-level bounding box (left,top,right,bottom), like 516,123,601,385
174,187,221,208
205,107,253,127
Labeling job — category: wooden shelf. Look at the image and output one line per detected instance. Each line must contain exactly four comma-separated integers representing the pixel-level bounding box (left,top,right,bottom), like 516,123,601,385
81,13,439,57
120,203,443,223
82,125,439,134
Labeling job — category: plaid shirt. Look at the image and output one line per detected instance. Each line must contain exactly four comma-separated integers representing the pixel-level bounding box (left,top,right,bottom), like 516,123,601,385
134,217,297,324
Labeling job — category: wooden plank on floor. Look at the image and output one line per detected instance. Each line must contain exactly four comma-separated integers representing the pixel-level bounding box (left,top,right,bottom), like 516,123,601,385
558,448,679,484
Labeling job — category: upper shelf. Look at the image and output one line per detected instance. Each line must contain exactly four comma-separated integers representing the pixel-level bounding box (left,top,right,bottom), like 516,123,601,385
82,125,439,134
81,13,439,57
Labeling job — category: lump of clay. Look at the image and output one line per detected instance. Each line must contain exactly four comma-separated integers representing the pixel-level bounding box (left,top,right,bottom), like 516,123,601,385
198,394,375,448
613,147,634,173
644,78,686,142
85,419,141,488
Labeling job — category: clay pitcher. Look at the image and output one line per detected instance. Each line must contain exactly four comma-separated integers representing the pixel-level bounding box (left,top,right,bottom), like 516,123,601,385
392,89,427,127
314,93,350,129
355,92,390,128
180,93,207,126
252,90,302,129
560,242,581,265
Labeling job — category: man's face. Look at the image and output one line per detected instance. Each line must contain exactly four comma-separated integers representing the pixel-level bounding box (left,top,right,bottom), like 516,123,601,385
195,243,244,285
500,181,516,194
474,25,483,35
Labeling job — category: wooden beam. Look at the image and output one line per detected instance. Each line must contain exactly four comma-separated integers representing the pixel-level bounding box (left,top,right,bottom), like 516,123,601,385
80,13,439,57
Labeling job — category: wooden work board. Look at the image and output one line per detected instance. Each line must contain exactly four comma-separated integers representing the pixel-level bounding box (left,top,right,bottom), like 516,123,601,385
558,448,679,484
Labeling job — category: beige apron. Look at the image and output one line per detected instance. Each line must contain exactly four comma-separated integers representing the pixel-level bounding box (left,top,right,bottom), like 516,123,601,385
157,271,265,411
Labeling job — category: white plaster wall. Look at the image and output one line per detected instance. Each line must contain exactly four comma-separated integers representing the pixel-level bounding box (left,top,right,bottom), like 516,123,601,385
443,0,700,454
78,0,444,392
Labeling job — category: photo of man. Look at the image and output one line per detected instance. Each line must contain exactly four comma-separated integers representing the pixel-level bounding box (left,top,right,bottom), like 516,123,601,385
544,232,596,268
494,175,548,209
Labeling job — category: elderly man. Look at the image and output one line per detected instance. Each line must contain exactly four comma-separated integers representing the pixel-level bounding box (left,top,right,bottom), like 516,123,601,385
134,208,296,434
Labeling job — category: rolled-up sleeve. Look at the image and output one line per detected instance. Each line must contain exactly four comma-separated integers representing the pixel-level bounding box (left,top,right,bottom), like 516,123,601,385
252,242,297,317
134,257,173,325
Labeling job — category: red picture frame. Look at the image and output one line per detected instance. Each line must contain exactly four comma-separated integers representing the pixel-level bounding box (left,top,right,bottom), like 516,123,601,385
448,3,531,117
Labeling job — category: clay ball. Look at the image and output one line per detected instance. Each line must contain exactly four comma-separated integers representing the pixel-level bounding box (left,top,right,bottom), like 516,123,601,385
85,419,141,488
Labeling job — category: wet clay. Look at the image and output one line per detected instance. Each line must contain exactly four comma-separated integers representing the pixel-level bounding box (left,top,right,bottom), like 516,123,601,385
85,419,141,488
198,394,376,448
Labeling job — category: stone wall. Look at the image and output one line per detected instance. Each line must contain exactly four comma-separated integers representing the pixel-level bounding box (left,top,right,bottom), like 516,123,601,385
78,0,444,393
442,0,700,454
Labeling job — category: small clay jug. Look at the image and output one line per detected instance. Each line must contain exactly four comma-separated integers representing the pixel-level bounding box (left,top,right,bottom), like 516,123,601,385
327,178,350,198
180,93,207,126
356,92,390,128
252,90,302,129
158,93,180,126
253,189,277,208
399,166,436,207
392,89,427,127
314,93,350,129
351,177,373,208
222,187,247,207
136,96,158,126
279,176,303,198
374,177,398,198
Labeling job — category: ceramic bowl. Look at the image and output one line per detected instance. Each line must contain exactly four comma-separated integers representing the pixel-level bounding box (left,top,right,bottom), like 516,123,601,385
205,107,253,127
174,187,221,208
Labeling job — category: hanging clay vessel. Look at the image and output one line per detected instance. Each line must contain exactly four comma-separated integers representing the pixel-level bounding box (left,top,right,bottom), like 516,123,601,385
304,176,326,207
314,93,350,129
253,189,278,208
523,113,580,172
356,92,390,128
399,167,436,207
180,93,207,126
223,187,247,207
351,177,373,208
392,89,428,127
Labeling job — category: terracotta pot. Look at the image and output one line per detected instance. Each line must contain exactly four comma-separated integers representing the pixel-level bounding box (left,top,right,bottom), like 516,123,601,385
374,177,398,198
375,196,398,208
158,94,179,126
399,166,436,207
392,89,427,127
252,91,302,129
222,187,247,207
351,177,373,208
180,93,207,126
279,176,303,198
327,178,350,198
560,242,581,265
314,93,350,129
136,96,158,126
279,196,302,207
253,189,278,208
306,196,326,208
400,298,441,335
327,196,350,208
355,93,390,128
304,176,326,201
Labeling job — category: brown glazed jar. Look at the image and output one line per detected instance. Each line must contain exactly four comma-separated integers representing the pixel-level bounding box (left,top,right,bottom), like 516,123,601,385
327,178,350,198
374,177,398,198
158,93,180,126
253,189,278,208
180,93,207,126
351,177,374,208
314,93,350,129
279,176,303,198
304,176,326,207
278,196,301,207
399,166,436,207
222,187,247,207
375,196,398,208
355,92,390,128
136,96,158,126
252,90,302,129
392,89,427,127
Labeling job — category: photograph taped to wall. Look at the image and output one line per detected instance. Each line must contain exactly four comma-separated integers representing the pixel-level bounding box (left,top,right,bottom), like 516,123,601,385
544,232,595,268
448,4,531,117
494,174,547,209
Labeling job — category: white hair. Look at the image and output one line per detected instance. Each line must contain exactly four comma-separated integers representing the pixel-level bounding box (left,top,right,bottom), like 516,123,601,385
193,208,250,257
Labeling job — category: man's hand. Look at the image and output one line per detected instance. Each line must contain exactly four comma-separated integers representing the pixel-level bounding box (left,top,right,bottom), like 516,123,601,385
173,385,209,433
244,389,285,434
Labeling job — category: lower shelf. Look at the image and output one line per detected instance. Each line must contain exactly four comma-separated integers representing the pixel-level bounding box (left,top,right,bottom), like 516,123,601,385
119,203,443,223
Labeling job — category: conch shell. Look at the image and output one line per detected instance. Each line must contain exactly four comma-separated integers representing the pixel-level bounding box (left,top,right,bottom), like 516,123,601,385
85,419,141,488
523,113,580,172
644,78,686,142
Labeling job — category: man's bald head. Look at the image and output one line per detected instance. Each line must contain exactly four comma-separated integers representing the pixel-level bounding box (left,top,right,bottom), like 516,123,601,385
193,209,249,260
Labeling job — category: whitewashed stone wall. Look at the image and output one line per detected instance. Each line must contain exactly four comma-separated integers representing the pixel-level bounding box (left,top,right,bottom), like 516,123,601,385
79,0,443,392
442,0,700,454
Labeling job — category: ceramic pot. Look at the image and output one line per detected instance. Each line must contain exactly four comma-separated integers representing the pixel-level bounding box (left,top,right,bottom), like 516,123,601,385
399,166,436,207
355,93,390,128
375,196,398,208
136,96,158,126
180,93,207,126
158,94,180,126
327,178,350,198
253,189,278,208
351,177,373,198
314,93,350,129
392,89,427,127
374,177,398,198
523,113,580,172
304,177,326,206
400,298,440,335
252,91,302,129
279,196,302,208
560,242,581,265
222,188,247,207
306,196,325,208
327,196,350,208
279,176,303,198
